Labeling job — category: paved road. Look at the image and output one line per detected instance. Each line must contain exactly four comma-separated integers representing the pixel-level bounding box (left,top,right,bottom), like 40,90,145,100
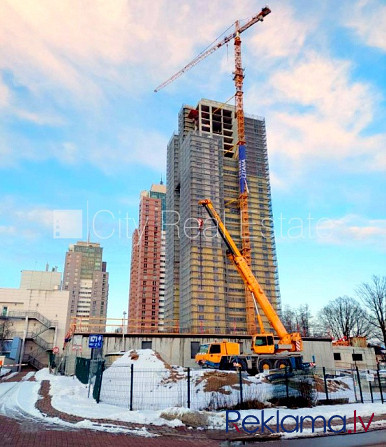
0,414,221,446
224,429,386,446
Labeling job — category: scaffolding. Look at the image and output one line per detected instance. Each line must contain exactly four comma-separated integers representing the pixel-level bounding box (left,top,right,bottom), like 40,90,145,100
164,100,281,334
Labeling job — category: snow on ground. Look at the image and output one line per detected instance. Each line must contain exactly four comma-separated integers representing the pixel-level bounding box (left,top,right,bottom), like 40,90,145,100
0,368,11,377
22,371,35,381
0,382,16,398
0,349,384,439
1,371,18,381
34,368,183,427
0,369,159,436
100,349,271,411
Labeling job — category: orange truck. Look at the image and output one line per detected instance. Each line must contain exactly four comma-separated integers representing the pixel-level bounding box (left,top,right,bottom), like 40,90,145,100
195,199,304,374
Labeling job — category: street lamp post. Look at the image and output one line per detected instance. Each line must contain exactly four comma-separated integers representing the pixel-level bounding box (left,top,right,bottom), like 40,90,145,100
122,311,127,351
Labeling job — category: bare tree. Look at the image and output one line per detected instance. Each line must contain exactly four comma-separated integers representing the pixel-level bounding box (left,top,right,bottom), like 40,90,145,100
319,296,371,340
357,275,386,346
0,318,13,354
297,304,312,337
282,306,297,333
282,304,312,336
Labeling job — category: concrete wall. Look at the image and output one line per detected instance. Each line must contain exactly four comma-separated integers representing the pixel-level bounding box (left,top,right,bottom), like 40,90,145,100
63,333,336,374
333,346,377,370
20,270,61,291
0,288,70,366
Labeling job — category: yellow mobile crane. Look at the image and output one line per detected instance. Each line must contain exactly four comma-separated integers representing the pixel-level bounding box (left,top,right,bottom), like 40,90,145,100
195,199,303,373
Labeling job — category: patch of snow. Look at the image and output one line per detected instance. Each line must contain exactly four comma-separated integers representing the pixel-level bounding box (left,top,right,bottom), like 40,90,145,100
0,368,11,377
0,371,162,435
35,368,51,381
0,382,16,399
33,368,185,427
113,349,167,369
22,371,35,381
100,349,272,411
1,372,18,381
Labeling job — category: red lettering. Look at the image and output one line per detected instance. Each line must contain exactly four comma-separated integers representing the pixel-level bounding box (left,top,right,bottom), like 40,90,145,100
354,410,356,433
232,423,241,433
358,413,374,432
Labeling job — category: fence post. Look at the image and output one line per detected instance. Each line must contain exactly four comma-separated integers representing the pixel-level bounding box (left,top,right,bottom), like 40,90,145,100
285,367,289,399
367,370,374,403
187,367,191,409
356,366,364,403
130,363,134,411
323,367,330,403
87,359,93,398
377,364,384,404
96,361,105,403
239,367,244,408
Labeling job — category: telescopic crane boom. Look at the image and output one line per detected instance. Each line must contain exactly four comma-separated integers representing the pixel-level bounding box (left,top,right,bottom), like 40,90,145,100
199,199,303,353
155,7,271,335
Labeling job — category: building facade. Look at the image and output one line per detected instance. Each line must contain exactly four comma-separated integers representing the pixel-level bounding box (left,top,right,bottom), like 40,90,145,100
20,268,61,290
128,183,166,332
165,98,280,334
62,241,109,331
0,270,70,369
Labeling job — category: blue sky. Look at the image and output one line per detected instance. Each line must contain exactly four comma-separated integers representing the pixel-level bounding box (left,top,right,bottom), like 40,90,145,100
0,0,385,319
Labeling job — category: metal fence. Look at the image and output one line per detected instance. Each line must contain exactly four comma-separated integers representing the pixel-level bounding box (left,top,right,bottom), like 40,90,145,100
78,361,385,411
96,364,385,411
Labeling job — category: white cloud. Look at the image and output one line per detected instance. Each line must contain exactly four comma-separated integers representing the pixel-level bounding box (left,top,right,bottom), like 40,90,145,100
248,3,315,61
0,225,16,235
0,0,257,100
0,197,55,241
0,79,10,108
343,0,386,52
12,109,65,126
14,208,53,229
245,52,384,178
317,215,386,249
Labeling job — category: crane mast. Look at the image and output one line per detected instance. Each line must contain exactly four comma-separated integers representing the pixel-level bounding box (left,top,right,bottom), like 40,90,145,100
233,21,255,335
155,7,272,336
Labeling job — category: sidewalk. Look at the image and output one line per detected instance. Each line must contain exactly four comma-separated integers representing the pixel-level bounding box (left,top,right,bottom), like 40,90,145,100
0,414,220,447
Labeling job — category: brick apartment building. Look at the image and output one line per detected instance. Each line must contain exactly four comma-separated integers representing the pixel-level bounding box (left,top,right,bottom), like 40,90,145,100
128,183,166,332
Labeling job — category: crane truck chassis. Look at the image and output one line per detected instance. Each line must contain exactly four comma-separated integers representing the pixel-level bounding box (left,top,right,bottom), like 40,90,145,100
195,340,303,375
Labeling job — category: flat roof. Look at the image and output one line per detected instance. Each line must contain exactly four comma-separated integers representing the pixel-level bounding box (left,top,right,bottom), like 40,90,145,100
74,332,332,342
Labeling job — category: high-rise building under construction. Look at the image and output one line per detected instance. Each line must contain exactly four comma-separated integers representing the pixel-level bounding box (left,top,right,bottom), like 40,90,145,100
165,98,280,334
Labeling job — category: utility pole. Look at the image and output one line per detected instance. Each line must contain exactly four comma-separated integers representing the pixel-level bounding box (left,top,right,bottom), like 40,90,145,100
122,311,127,351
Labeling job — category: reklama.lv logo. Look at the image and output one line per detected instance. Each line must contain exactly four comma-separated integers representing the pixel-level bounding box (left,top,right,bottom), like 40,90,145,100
226,410,375,434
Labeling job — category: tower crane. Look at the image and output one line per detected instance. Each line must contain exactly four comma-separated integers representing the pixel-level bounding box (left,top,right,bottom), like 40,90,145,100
155,6,271,335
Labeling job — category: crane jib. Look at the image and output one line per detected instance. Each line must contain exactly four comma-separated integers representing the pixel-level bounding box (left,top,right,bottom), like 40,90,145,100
238,144,247,193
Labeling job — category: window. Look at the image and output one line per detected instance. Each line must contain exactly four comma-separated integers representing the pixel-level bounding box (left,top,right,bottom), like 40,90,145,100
352,353,363,361
255,336,274,346
333,353,341,361
190,341,200,359
142,341,152,349
2,306,8,316
209,344,221,354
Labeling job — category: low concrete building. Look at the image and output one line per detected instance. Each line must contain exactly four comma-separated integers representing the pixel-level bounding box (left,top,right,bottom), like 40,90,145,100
332,345,377,371
62,332,335,374
0,276,70,370
20,269,61,291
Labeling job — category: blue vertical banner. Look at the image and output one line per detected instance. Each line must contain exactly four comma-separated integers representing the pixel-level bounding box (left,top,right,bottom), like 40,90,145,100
238,144,248,193
9,337,21,360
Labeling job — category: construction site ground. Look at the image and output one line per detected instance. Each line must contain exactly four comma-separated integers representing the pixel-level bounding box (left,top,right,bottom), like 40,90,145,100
1,368,386,446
